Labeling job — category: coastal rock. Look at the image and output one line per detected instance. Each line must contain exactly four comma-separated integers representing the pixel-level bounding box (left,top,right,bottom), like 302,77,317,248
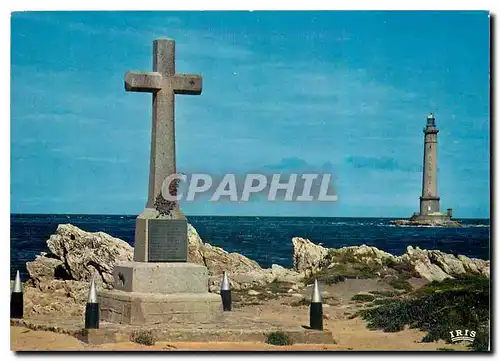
23,280,89,317
26,254,67,284
458,255,490,277
398,246,452,282
187,224,205,264
399,246,490,281
27,223,275,294
25,222,490,309
291,238,489,283
187,222,263,275
45,224,134,287
409,259,452,282
390,219,461,227
328,245,396,266
427,250,466,275
186,224,279,291
270,264,303,284
206,264,303,293
292,237,329,273
202,243,262,276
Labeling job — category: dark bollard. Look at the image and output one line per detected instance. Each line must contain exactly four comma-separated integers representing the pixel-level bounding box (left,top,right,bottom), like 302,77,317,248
85,277,99,329
220,271,232,311
309,279,323,330
11,270,23,319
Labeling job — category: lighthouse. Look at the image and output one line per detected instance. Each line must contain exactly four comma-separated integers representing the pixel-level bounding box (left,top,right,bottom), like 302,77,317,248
411,113,453,223
391,113,457,226
420,113,440,215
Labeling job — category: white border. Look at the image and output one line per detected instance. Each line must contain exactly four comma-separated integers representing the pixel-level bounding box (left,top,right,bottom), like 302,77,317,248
3,1,497,360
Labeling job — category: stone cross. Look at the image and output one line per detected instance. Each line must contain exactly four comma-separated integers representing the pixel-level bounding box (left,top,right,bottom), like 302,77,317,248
125,39,202,209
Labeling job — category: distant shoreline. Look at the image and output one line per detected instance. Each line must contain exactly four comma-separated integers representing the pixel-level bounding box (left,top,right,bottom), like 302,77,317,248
9,213,491,221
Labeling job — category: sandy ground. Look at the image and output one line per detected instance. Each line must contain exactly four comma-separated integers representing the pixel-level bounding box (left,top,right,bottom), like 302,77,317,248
10,278,469,352
10,319,468,351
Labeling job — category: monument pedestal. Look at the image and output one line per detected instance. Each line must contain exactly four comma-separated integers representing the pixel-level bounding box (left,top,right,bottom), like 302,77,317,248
99,262,222,325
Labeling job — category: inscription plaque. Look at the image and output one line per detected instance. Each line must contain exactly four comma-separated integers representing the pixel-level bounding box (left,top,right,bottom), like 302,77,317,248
147,219,187,262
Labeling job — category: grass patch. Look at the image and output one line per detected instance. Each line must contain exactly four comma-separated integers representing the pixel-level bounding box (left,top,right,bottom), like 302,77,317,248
357,276,490,351
233,280,297,306
372,298,393,305
369,290,398,298
289,294,340,307
305,250,416,286
388,278,413,292
304,262,383,285
266,331,294,346
131,330,156,346
351,293,376,302
382,258,415,278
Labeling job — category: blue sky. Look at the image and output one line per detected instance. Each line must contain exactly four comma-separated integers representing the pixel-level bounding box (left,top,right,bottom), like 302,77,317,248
11,11,490,217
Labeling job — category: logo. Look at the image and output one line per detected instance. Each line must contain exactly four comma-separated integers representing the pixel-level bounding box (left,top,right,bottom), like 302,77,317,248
449,329,476,343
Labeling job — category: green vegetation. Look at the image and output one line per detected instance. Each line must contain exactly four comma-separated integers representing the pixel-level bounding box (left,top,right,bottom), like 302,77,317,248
351,293,376,302
304,249,415,288
370,290,399,297
388,278,413,292
233,280,297,307
289,294,339,307
303,263,379,285
357,276,490,352
266,331,294,346
131,330,156,346
372,298,393,306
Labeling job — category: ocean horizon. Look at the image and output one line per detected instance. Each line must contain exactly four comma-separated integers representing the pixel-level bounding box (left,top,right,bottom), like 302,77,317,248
10,213,490,281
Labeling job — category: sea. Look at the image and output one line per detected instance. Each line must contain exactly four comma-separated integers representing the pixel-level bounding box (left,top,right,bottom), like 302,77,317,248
10,214,490,280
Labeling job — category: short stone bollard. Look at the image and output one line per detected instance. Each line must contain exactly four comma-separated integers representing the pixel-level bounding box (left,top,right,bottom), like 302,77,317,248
85,277,99,329
309,279,323,330
220,271,232,311
11,270,23,319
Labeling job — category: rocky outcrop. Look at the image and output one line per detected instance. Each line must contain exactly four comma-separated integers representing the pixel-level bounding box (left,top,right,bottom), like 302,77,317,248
399,246,452,282
187,224,205,264
25,223,489,314
188,224,301,292
188,224,262,274
26,224,134,288
26,223,300,294
390,219,461,227
26,254,65,284
401,246,489,280
23,280,89,317
292,237,329,273
291,239,490,282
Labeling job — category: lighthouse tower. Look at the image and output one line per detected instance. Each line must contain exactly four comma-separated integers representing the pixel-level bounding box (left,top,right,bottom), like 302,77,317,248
411,113,452,223
420,113,440,215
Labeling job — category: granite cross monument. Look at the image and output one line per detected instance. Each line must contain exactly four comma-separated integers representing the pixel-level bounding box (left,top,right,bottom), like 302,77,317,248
125,38,202,262
98,39,221,325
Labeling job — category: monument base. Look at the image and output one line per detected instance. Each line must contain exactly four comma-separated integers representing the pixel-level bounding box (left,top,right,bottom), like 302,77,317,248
112,262,210,294
98,290,221,325
99,262,222,325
